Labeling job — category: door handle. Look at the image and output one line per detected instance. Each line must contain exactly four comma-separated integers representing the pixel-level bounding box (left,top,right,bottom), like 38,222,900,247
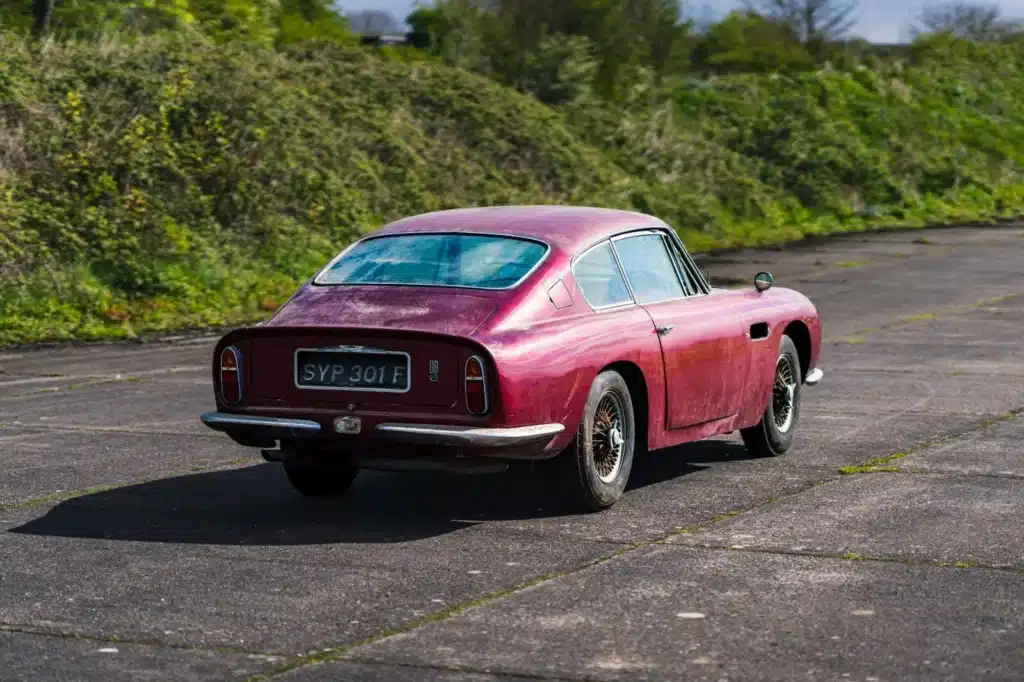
656,325,676,336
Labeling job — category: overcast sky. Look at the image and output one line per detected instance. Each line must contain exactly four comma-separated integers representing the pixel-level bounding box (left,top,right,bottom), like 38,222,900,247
337,0,1024,44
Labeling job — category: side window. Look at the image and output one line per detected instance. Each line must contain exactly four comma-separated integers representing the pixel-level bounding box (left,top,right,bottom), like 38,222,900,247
573,241,633,309
612,233,687,304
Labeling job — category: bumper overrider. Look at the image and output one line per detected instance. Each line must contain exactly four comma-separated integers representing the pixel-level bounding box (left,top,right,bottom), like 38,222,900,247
199,412,565,449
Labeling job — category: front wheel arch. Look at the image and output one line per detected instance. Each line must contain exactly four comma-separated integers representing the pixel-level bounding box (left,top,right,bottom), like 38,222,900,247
782,320,811,381
741,334,802,458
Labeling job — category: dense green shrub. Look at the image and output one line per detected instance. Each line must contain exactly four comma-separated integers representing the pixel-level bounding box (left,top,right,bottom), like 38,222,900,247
2,32,1024,345
565,36,1024,249
0,34,635,343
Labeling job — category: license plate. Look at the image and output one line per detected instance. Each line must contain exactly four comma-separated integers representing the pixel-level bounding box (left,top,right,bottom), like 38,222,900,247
295,347,410,392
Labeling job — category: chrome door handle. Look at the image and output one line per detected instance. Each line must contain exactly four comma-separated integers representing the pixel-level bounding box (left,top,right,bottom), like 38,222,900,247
656,325,675,336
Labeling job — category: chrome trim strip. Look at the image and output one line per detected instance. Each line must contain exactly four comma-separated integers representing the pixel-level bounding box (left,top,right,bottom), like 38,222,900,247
200,412,322,433
805,368,824,386
374,423,565,447
608,228,666,242
293,347,412,394
663,228,711,295
310,231,552,292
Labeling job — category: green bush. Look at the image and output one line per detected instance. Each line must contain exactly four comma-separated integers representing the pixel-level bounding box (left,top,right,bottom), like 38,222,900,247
2,32,1024,345
565,36,1024,249
0,34,635,344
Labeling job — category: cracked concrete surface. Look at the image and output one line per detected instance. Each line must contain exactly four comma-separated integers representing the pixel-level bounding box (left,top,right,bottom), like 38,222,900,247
1,224,1023,681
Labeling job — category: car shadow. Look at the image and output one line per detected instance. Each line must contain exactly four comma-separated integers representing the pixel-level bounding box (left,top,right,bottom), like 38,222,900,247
10,439,753,546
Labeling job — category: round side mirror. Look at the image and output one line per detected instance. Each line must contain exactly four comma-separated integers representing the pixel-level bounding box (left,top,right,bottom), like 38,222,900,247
754,271,773,292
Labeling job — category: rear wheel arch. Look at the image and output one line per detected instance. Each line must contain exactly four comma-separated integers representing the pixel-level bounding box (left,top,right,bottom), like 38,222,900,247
782,321,811,380
556,368,637,511
600,361,649,450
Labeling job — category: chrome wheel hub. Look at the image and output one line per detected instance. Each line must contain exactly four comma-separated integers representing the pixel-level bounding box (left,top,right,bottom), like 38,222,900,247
772,355,797,433
593,393,626,483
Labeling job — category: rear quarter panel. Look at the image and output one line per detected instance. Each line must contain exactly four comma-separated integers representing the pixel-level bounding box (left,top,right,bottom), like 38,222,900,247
474,258,670,453
481,303,666,453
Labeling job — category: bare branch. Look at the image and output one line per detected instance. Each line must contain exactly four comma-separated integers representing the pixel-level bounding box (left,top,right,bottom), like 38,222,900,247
913,2,1021,42
742,0,859,42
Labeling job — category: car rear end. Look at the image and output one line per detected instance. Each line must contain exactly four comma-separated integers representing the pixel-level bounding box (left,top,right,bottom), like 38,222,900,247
202,325,566,469
200,228,574,471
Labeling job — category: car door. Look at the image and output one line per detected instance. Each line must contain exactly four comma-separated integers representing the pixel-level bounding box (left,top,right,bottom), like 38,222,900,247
610,230,750,429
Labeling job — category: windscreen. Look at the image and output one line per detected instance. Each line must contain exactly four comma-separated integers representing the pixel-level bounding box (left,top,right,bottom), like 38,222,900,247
315,233,548,290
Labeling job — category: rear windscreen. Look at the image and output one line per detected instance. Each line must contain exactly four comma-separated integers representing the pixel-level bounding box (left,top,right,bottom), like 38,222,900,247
315,233,548,290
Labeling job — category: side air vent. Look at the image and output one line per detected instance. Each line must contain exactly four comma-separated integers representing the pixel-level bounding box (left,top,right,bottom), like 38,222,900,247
749,322,770,340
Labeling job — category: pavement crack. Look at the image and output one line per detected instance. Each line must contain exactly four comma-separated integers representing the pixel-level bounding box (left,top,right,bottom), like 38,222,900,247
339,655,582,681
0,623,286,659
845,469,1024,481
825,291,1024,344
241,479,836,682
838,406,1022,475
0,422,226,439
675,543,1024,574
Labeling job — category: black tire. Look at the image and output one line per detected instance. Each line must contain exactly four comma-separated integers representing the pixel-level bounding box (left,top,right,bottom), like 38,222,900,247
558,370,636,512
741,334,803,458
283,462,359,498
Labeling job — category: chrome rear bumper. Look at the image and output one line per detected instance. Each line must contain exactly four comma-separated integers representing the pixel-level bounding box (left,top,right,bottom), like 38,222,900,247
805,367,824,386
200,412,322,437
199,412,565,448
374,423,565,447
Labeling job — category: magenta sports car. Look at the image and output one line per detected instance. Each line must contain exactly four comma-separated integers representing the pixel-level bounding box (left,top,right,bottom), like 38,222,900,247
201,206,824,511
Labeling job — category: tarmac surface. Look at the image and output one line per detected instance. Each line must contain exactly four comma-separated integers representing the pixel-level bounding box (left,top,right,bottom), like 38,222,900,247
1,224,1022,681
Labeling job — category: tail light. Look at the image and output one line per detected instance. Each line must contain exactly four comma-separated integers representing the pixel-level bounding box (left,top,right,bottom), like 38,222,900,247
219,346,243,404
465,355,489,415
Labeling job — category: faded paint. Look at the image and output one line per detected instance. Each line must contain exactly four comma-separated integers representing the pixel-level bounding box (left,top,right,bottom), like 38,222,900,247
207,206,822,461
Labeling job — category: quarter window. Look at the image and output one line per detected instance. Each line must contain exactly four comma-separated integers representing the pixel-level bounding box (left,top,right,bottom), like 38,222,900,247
573,242,633,309
612,233,687,304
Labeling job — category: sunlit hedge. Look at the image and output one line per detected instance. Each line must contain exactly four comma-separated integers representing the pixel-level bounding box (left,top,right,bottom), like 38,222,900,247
2,32,1024,345
0,35,633,343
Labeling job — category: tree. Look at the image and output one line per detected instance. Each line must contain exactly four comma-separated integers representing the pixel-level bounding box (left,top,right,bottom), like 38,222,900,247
693,11,814,74
32,0,54,35
912,2,1021,42
742,0,858,44
409,0,692,100
276,0,354,47
407,1,489,69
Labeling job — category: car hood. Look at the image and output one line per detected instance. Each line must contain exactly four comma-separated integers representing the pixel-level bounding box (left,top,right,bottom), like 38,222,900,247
265,285,498,337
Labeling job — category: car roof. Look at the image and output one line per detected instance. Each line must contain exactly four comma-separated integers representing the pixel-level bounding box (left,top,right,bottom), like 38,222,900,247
369,206,670,255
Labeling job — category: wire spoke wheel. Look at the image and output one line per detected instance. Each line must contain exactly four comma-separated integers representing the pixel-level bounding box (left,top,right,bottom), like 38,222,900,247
772,354,797,433
740,334,801,459
592,391,626,483
559,369,635,512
